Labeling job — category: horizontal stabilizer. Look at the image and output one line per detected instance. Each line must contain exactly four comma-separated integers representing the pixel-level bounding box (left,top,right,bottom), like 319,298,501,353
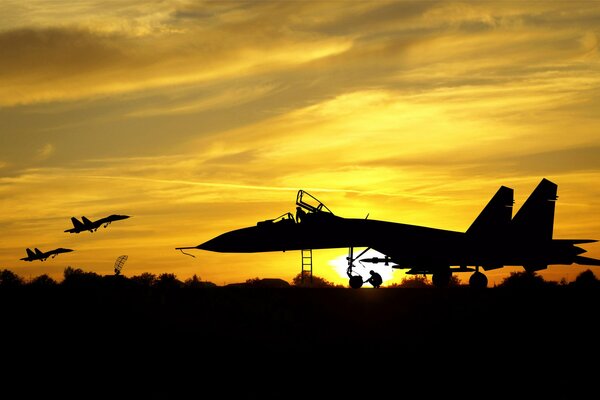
554,239,598,245
574,256,600,266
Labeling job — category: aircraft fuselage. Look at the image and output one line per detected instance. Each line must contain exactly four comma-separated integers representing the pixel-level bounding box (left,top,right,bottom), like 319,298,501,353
197,212,589,272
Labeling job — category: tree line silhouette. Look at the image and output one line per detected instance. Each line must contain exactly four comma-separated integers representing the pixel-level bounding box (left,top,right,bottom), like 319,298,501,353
2,266,598,397
0,266,598,289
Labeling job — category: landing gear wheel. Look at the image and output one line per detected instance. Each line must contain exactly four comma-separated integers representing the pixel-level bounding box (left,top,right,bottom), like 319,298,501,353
469,271,488,289
432,270,451,288
349,275,364,289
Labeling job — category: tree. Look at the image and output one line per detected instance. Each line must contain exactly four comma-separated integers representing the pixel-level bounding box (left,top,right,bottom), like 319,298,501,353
245,277,262,286
184,274,217,288
449,274,462,287
291,273,342,287
155,273,183,290
0,269,24,287
571,269,600,288
130,272,157,288
62,266,102,287
28,274,58,288
389,275,432,288
243,277,290,288
498,271,548,288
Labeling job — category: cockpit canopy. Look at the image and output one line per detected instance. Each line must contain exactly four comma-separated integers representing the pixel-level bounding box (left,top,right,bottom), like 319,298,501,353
256,190,335,227
256,212,295,227
296,190,333,214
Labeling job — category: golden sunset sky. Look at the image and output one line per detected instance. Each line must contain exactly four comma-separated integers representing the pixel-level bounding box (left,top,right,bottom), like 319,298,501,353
1,0,599,287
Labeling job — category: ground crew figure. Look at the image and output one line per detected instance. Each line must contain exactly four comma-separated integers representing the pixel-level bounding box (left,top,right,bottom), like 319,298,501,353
366,270,382,288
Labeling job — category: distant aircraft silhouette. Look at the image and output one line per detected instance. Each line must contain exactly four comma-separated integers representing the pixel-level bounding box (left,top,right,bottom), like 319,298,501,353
64,214,130,233
20,247,74,262
177,179,599,289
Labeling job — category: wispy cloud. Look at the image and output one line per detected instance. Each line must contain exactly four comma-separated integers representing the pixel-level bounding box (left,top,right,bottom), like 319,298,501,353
36,143,55,160
126,84,280,117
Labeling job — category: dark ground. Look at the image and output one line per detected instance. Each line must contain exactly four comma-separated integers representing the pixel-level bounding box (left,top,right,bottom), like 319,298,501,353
2,285,598,397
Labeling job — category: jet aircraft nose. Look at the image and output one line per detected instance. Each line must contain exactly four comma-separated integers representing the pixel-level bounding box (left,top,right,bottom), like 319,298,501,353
197,235,232,252
196,227,265,253
197,238,219,252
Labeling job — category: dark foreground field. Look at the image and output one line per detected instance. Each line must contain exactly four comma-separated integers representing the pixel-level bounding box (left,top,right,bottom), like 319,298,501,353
2,285,598,397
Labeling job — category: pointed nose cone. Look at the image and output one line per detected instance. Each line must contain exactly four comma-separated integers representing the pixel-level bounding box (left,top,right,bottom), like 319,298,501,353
196,230,249,252
195,226,269,253
197,237,224,252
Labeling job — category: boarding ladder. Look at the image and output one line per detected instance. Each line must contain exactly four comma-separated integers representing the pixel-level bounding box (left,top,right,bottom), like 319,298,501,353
296,190,332,285
301,249,313,284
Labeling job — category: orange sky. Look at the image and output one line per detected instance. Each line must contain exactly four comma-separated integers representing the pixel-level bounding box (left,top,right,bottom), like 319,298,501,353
1,0,599,287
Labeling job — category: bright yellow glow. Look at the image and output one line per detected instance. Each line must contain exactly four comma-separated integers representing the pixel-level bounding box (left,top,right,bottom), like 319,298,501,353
328,249,402,288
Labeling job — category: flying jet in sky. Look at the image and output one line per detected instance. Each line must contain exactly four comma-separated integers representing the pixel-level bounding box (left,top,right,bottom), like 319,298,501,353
20,247,74,262
177,179,599,288
64,214,131,234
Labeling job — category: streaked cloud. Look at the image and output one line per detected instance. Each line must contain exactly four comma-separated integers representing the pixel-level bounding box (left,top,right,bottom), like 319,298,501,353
0,1,354,106
126,83,280,117
36,143,55,160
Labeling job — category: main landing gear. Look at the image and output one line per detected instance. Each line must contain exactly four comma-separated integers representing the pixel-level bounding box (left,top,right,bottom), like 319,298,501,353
430,266,489,289
431,269,452,288
346,247,383,289
468,267,488,289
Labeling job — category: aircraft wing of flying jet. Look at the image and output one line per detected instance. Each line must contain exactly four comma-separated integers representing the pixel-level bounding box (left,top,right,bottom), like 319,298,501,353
20,247,74,262
64,214,130,233
176,179,599,288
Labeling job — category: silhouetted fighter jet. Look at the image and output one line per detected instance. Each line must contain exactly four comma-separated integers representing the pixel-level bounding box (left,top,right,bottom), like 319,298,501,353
64,214,130,233
20,247,74,262
177,179,599,288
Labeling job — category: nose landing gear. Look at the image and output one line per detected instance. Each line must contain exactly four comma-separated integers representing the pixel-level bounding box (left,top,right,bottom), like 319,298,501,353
346,247,383,288
349,275,364,289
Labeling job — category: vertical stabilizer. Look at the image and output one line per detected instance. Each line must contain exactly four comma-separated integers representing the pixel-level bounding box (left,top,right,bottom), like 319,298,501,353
467,185,514,238
511,178,558,241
